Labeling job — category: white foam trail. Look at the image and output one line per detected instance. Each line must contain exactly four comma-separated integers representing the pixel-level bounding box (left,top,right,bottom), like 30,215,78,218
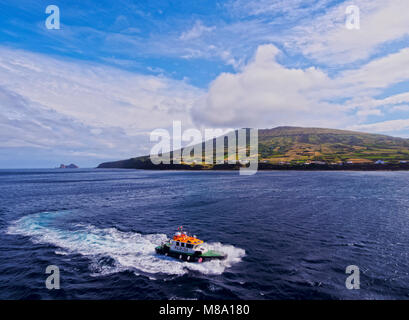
7,211,245,277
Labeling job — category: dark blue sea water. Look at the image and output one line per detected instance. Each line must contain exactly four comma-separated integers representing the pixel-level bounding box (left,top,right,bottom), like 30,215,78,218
1,169,409,300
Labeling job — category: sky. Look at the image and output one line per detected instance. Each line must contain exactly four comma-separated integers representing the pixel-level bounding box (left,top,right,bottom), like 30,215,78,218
0,0,409,168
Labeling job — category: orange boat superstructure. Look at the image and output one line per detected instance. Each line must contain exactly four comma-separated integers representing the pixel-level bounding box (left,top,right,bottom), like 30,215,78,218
172,232,204,245
170,231,204,255
155,227,226,262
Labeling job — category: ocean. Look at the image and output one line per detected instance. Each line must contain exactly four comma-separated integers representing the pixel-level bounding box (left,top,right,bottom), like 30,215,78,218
1,169,409,299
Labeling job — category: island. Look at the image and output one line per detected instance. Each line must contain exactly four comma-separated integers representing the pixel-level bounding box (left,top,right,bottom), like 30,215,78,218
59,163,79,169
98,126,409,171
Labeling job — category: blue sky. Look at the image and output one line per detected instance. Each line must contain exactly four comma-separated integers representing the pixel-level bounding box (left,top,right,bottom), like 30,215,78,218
0,0,409,167
0,0,239,87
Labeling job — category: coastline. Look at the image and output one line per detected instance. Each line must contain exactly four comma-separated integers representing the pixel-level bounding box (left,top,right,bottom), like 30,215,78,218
97,161,409,171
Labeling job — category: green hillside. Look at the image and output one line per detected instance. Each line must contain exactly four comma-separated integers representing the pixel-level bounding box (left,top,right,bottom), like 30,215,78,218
257,126,409,164
98,126,409,168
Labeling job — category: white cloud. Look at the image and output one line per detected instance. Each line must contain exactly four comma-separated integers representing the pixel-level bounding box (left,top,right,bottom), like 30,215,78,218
288,0,409,64
348,119,409,133
347,92,409,113
331,48,409,116
0,47,202,134
191,44,349,128
391,105,409,112
338,48,409,90
174,0,409,71
227,0,331,19
0,47,204,164
0,85,144,156
191,43,409,131
180,21,216,41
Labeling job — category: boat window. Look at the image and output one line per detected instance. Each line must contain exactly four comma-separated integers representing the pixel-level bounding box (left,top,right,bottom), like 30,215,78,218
176,242,179,246
181,243,185,247
187,244,193,249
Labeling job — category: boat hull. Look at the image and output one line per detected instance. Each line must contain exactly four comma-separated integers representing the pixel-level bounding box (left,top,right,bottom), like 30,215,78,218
155,244,226,262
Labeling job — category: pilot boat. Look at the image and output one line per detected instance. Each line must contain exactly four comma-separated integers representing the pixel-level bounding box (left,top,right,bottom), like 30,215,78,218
155,227,226,262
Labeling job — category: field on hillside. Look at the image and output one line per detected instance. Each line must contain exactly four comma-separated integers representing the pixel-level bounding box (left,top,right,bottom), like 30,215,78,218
257,127,409,164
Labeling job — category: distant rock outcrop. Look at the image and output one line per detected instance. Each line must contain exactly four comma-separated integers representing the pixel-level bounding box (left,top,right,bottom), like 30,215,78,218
59,163,79,169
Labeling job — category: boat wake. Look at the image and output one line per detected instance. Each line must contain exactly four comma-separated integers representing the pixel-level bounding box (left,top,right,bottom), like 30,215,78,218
7,211,245,277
